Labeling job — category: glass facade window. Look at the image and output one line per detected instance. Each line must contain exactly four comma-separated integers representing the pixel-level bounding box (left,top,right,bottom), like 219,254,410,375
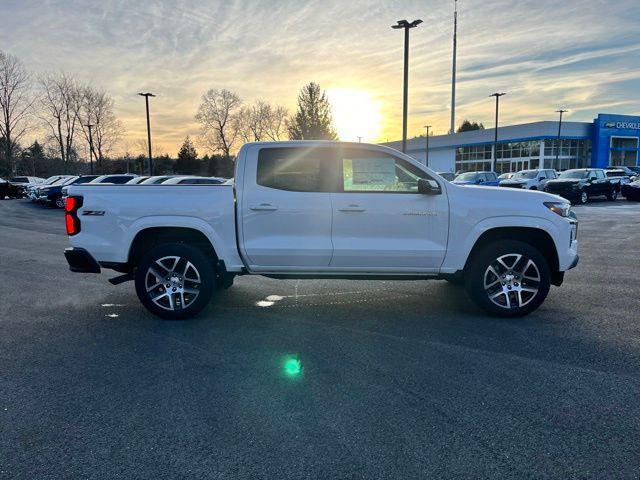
542,139,591,171
609,136,639,166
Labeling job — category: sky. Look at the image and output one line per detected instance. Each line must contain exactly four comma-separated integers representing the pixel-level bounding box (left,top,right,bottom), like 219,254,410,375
2,0,640,156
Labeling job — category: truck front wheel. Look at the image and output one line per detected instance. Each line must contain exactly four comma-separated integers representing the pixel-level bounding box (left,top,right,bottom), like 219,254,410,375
134,243,215,320
464,240,550,318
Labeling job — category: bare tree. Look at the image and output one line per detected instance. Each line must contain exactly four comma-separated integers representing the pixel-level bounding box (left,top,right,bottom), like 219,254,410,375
76,85,123,172
264,105,289,141
195,89,242,158
0,51,34,175
39,72,81,171
239,101,289,143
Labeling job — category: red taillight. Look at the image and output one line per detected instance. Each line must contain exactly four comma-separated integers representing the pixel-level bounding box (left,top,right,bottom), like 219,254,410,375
64,196,83,236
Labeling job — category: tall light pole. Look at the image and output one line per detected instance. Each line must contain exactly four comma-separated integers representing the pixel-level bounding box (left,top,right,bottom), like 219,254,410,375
86,123,95,174
450,0,458,134
489,92,506,172
138,92,156,176
555,109,568,165
392,19,422,153
424,125,431,167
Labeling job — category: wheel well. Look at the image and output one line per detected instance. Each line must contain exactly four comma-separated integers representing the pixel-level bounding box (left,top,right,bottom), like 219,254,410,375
465,227,559,273
128,227,218,268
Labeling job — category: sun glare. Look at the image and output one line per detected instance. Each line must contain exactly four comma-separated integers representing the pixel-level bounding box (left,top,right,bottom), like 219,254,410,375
327,88,382,143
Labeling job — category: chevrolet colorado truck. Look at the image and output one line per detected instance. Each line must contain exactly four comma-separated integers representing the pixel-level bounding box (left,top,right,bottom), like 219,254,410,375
63,141,579,319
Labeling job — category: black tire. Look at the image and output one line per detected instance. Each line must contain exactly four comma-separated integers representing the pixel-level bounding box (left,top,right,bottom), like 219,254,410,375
134,243,215,320
54,196,65,209
577,189,588,205
606,188,618,201
464,240,551,318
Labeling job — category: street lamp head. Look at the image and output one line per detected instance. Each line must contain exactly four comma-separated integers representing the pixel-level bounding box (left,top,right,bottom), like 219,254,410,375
556,109,568,113
392,19,422,29
489,92,506,98
138,92,156,97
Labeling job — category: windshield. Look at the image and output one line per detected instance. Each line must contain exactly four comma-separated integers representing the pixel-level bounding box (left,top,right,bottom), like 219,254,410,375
513,171,537,179
62,176,79,185
455,172,478,181
558,170,588,179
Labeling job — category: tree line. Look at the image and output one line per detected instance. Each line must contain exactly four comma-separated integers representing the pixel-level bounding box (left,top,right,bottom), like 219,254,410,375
1,49,338,179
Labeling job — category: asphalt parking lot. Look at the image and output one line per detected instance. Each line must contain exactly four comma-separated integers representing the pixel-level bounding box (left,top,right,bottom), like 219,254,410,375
1,198,640,479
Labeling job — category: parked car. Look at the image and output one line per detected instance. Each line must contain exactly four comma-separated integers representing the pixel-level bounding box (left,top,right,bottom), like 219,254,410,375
64,141,578,320
140,175,180,185
626,166,640,175
605,169,634,185
125,176,150,184
89,174,138,184
544,168,619,204
498,172,515,180
621,179,640,201
61,174,138,202
37,175,99,208
452,171,500,186
1,178,22,199
160,176,226,185
437,172,456,181
10,176,45,197
26,175,71,200
499,169,558,190
605,165,638,180
30,176,74,201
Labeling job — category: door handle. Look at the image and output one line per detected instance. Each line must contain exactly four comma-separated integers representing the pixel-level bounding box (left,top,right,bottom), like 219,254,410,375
338,204,366,212
250,203,278,211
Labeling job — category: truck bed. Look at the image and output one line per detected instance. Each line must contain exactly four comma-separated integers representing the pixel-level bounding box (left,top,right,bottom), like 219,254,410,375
66,184,242,268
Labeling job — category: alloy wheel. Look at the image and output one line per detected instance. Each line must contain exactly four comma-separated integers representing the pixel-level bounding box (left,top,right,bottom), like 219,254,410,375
483,253,541,309
145,255,201,311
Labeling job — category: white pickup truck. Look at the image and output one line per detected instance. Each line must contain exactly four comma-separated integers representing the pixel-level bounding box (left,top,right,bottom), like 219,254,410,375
64,141,579,319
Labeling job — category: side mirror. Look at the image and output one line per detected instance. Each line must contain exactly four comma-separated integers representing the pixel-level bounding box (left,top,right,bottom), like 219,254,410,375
589,176,596,181
418,178,442,195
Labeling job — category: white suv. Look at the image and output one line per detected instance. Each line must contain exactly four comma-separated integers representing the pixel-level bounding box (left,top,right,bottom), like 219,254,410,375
499,169,557,190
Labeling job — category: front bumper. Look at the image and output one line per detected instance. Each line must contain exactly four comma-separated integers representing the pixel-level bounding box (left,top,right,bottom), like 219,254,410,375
64,247,101,273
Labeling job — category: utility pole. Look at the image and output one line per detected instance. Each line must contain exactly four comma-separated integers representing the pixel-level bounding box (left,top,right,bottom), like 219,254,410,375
392,19,422,153
357,136,363,143
424,125,431,167
489,92,506,172
555,109,568,165
86,124,95,174
450,0,458,134
138,92,156,175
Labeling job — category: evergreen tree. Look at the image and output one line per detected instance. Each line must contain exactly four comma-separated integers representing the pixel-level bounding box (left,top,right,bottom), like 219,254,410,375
175,137,200,174
457,120,485,132
287,82,337,140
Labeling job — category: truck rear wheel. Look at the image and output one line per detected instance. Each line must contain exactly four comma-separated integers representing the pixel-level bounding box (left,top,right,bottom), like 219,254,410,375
464,240,550,318
134,243,215,320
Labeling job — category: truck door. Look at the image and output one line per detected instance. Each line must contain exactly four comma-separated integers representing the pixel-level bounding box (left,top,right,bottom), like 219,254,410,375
329,147,449,271
239,146,335,269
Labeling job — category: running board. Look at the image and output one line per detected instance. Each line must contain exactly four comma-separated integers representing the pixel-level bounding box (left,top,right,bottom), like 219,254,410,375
108,272,134,285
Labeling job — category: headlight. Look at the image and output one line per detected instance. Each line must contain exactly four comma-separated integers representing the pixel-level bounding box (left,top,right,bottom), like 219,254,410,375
544,201,571,217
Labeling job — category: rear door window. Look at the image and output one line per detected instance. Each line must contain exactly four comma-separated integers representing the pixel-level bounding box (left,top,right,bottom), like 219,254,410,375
257,147,333,192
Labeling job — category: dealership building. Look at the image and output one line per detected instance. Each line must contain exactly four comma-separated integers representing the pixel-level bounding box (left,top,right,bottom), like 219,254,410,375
384,113,640,174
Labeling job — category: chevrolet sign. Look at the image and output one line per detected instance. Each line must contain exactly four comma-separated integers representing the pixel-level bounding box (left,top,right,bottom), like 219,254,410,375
603,121,640,130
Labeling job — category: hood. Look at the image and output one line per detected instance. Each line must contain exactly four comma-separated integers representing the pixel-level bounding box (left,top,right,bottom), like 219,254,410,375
452,180,475,185
500,178,528,185
547,178,583,185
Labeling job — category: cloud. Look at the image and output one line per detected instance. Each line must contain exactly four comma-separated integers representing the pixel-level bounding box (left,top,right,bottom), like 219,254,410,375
1,0,639,152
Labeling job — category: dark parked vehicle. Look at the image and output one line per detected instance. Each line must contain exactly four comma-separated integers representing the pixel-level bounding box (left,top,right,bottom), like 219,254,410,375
37,175,99,207
1,178,22,199
544,168,619,204
627,166,640,175
452,171,500,186
605,165,638,180
621,179,640,201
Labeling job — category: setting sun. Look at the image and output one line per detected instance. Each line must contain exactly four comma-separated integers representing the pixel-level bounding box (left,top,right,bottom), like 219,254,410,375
327,88,382,143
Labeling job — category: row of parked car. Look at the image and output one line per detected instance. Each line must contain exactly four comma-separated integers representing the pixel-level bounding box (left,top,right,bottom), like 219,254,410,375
437,166,640,204
1,174,227,208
